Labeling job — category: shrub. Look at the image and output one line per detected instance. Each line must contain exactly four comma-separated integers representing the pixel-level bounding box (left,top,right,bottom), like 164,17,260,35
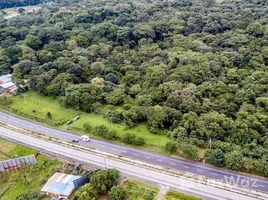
143,191,155,200
108,186,125,200
122,132,146,146
225,150,244,171
165,141,178,154
94,125,117,140
209,149,225,167
83,122,92,132
182,144,198,160
94,125,109,136
90,169,120,194
123,104,131,110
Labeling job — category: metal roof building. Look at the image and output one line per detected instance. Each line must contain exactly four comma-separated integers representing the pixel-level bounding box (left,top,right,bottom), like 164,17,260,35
0,155,37,172
41,172,82,200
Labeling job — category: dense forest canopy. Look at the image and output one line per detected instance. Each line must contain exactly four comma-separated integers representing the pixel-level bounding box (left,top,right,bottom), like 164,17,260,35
1,0,268,174
0,0,42,9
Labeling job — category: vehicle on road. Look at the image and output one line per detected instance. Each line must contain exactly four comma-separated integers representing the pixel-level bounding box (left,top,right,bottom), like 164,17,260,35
71,139,79,143
66,120,73,125
80,135,90,142
74,116,80,121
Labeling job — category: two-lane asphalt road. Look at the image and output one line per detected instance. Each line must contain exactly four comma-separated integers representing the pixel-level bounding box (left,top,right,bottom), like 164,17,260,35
0,110,268,193
0,126,262,200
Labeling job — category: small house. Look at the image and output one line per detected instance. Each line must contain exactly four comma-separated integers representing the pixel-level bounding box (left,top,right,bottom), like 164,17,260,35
41,172,82,200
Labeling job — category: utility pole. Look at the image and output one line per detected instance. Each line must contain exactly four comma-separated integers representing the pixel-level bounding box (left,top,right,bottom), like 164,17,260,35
110,117,113,130
23,94,27,106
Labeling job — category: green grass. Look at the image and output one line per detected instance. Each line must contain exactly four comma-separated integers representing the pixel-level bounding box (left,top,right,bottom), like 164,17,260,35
0,139,62,200
9,91,80,125
0,139,16,160
7,91,170,149
122,179,159,200
164,191,202,200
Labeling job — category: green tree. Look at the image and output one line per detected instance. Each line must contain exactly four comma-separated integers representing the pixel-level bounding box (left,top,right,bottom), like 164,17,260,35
225,151,244,171
108,186,125,200
90,169,120,194
105,88,126,105
182,144,198,160
74,183,99,200
165,141,178,154
209,149,225,167
24,35,42,50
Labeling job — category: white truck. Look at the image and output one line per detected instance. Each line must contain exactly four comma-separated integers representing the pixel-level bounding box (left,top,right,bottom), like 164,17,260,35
80,135,90,142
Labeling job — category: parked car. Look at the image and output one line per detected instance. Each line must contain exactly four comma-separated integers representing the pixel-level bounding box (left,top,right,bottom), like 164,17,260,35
74,116,80,121
66,120,73,125
72,139,79,143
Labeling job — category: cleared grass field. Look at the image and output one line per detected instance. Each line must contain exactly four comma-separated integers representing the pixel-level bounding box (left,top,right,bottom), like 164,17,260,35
2,5,41,19
8,91,170,148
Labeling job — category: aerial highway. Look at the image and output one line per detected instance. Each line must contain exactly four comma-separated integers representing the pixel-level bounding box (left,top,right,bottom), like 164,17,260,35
0,110,268,193
0,126,264,200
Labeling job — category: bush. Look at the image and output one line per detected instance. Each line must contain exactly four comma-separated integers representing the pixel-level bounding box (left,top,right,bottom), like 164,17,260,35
143,191,155,200
0,96,12,105
90,169,120,194
94,125,109,136
108,186,125,200
165,141,178,153
83,122,92,132
123,104,131,110
225,150,244,171
94,125,117,140
122,132,146,146
182,144,198,160
107,110,122,123
209,149,225,167
16,191,41,200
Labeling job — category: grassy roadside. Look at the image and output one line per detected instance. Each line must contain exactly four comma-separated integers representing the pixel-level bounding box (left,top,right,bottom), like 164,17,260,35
164,190,202,200
3,91,170,151
122,179,159,200
0,139,62,200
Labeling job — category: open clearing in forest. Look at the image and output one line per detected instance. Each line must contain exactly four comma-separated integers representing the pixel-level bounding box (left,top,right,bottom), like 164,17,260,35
7,91,170,148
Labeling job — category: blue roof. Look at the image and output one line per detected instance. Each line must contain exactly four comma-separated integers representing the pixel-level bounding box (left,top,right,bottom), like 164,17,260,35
42,173,82,196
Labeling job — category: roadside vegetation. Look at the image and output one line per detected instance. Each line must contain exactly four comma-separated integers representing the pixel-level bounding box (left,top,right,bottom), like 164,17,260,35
164,190,202,200
0,0,268,177
121,179,159,200
0,139,61,200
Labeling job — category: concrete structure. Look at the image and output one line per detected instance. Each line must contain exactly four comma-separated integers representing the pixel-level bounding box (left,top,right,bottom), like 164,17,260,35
0,74,17,95
41,172,82,200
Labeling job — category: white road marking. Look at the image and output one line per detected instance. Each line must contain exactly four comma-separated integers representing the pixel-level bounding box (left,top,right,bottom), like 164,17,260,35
133,153,139,156
211,173,218,176
183,166,189,169
145,156,150,159
197,169,204,172
170,162,176,166
157,159,163,162
111,148,117,151
258,185,265,188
